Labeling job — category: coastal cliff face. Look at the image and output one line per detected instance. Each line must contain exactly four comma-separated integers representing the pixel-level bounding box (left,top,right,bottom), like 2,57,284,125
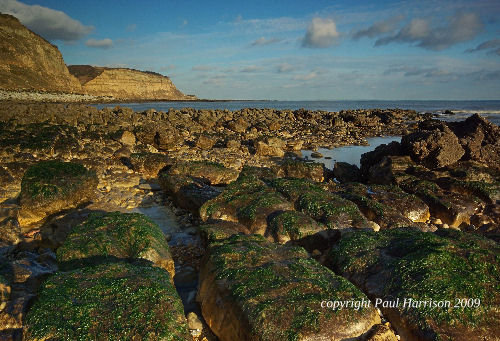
0,13,82,93
68,65,195,100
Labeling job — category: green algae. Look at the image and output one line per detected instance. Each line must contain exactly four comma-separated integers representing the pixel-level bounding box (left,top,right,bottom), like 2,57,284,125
24,262,190,341
57,212,171,271
21,160,96,201
331,229,500,331
207,234,373,340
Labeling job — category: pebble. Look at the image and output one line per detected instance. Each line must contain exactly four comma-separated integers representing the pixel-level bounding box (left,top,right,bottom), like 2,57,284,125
441,223,449,229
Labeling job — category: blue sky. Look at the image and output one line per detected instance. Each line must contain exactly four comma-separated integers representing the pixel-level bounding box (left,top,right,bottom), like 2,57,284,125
1,0,500,100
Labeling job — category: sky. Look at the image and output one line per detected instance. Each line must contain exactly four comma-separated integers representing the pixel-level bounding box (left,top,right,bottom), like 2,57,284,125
1,0,500,100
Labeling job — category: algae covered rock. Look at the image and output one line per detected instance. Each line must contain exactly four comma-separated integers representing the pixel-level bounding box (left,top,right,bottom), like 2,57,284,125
329,229,500,341
198,234,380,341
19,160,98,226
267,210,326,244
57,212,175,277
24,262,190,341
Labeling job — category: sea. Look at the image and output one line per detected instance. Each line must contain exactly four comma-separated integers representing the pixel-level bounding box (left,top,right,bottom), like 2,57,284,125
94,100,500,169
94,99,500,126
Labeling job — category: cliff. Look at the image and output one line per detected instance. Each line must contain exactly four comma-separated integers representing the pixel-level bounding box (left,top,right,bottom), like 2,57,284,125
68,65,195,100
0,13,82,93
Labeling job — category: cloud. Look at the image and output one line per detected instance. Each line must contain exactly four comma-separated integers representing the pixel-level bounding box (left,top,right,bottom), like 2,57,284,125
192,65,215,72
384,65,451,78
240,65,263,73
251,37,282,46
86,38,113,49
353,15,404,39
375,12,483,51
302,17,339,48
126,24,137,32
293,71,319,81
0,0,93,41
466,39,500,56
277,63,294,73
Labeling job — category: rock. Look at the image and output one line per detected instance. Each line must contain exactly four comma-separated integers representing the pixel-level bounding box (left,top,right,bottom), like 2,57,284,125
366,155,417,185
310,151,323,158
254,137,285,157
329,229,500,341
228,117,249,133
187,312,203,337
366,184,430,223
129,152,172,179
119,130,136,146
18,161,98,227
401,123,465,169
199,221,251,246
338,183,416,229
448,114,500,167
159,174,222,214
198,234,380,341
267,210,326,244
196,134,217,150
400,178,480,228
226,139,241,149
333,162,361,183
0,217,22,249
137,182,161,191
278,159,325,182
365,324,398,341
360,141,403,176
297,190,369,229
24,262,191,340
269,177,325,203
56,212,175,278
200,175,292,235
167,161,239,185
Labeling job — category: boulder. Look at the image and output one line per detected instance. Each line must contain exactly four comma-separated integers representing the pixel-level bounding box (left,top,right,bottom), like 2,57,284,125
329,229,500,341
200,175,292,235
56,212,175,278
167,161,239,185
129,152,172,178
400,178,481,228
297,190,370,229
195,134,217,150
401,123,464,169
118,130,136,146
198,234,380,341
24,262,190,340
332,162,361,183
159,174,221,214
278,159,325,182
18,161,98,227
254,137,286,157
267,210,327,243
449,114,500,168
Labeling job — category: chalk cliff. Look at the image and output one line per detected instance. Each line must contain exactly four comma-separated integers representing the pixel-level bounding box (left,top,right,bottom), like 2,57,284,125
69,65,195,100
0,13,82,93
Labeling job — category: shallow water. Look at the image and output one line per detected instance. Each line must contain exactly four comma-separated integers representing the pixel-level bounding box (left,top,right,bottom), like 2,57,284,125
132,206,181,235
301,136,401,169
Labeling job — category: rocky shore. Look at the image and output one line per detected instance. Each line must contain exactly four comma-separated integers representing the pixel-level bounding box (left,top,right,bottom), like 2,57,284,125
0,102,499,340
